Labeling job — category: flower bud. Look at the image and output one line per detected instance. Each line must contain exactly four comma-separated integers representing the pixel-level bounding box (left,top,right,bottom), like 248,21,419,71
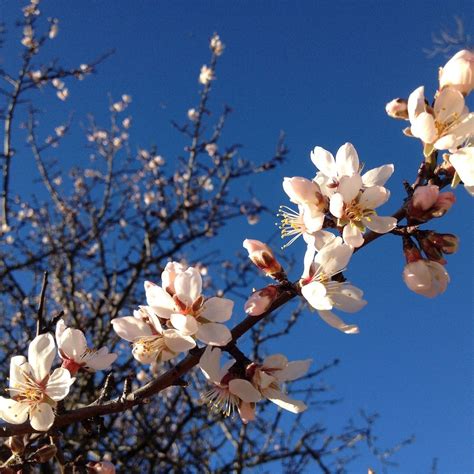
425,231,459,255
439,49,474,96
87,462,116,474
6,436,24,454
403,259,449,298
402,236,422,263
385,98,409,119
31,444,57,463
408,185,455,222
418,237,445,264
282,177,322,205
243,239,282,277
244,286,279,316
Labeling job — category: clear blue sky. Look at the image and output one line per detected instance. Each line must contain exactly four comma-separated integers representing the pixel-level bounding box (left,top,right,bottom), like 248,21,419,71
2,1,473,472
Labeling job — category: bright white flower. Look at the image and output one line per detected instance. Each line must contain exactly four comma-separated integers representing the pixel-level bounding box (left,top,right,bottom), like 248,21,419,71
199,347,261,423
187,108,199,122
439,49,474,96
311,143,394,196
300,238,366,334
205,143,218,157
407,86,474,151
449,146,474,195
249,354,311,413
329,182,397,247
112,306,196,364
279,177,327,246
55,320,117,374
0,334,75,431
403,259,450,298
199,65,214,85
210,34,225,56
145,263,233,346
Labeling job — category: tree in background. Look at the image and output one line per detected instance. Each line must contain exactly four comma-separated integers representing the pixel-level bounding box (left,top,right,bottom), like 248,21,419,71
0,2,473,473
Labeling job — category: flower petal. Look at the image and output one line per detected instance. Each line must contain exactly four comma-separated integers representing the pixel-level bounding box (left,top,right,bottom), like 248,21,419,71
262,354,288,370
199,346,222,383
331,284,367,313
363,215,397,234
163,329,196,353
111,316,152,342
338,174,362,203
83,349,118,371
343,223,364,248
58,328,88,360
45,367,74,401
450,147,474,186
0,397,30,425
201,297,233,323
28,333,56,382
30,403,55,431
407,86,426,122
361,164,394,187
196,323,232,346
144,282,175,319
275,359,312,382
310,146,336,177
317,310,359,334
170,313,199,336
174,268,202,307
228,379,261,403
262,387,307,413
411,112,437,144
359,186,390,210
301,281,332,310
315,237,353,274
434,87,465,123
329,193,344,218
335,142,359,176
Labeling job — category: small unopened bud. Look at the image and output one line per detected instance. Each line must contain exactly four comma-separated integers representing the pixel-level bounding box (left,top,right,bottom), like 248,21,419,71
424,231,459,255
402,236,423,263
283,177,323,205
243,239,282,277
31,444,57,463
418,236,445,264
244,286,279,316
87,461,116,473
7,436,24,454
408,185,455,222
439,49,474,96
403,259,449,298
385,98,409,119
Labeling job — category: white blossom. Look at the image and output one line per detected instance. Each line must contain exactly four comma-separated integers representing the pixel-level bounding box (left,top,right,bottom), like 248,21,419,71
449,146,474,195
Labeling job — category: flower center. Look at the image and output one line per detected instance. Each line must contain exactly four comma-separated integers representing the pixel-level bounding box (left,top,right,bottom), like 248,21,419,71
202,386,239,417
277,206,306,248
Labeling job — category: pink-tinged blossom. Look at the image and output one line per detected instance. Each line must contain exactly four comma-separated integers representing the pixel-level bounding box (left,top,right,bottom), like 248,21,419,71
55,320,117,374
244,286,279,316
439,49,474,96
403,259,450,298
243,239,282,276
385,98,409,120
407,86,474,151
199,347,261,423
408,185,456,221
248,354,311,413
0,334,75,431
449,146,474,196
145,263,234,346
112,306,196,364
300,238,366,334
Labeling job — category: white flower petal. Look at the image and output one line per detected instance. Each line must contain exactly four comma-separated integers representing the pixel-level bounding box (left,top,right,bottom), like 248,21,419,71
317,310,359,334
199,346,222,383
163,329,196,352
228,379,261,403
45,367,74,401
359,186,390,210
338,174,362,203
329,193,344,218
331,284,367,313
58,328,88,360
9,355,27,389
144,282,175,318
196,323,232,346
30,403,55,431
335,143,359,176
0,397,30,425
201,297,233,323
28,333,56,382
310,146,336,177
262,354,288,370
407,86,426,122
411,112,437,144
434,87,465,123
275,359,312,382
343,223,364,248
361,164,394,187
55,319,67,342
315,237,353,275
170,313,199,336
111,316,152,342
301,281,332,310
450,147,474,186
174,268,202,307
262,387,307,413
84,351,118,371
363,215,397,234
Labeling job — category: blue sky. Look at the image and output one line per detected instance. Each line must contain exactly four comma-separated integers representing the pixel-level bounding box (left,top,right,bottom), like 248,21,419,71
2,0,473,472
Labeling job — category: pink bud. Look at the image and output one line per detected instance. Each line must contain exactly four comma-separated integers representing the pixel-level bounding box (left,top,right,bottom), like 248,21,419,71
244,286,278,316
431,192,456,217
283,177,322,205
243,239,282,276
411,185,439,211
87,461,116,474
439,49,474,96
402,259,449,298
385,98,409,119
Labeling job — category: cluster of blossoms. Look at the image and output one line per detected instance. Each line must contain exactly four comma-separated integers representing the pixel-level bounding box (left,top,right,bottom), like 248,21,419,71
0,323,116,431
199,346,311,423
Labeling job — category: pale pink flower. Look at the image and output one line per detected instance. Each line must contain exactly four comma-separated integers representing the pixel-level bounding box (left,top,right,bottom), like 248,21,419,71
199,65,214,85
0,334,75,431
244,286,278,316
439,49,474,96
385,98,409,120
403,259,450,298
